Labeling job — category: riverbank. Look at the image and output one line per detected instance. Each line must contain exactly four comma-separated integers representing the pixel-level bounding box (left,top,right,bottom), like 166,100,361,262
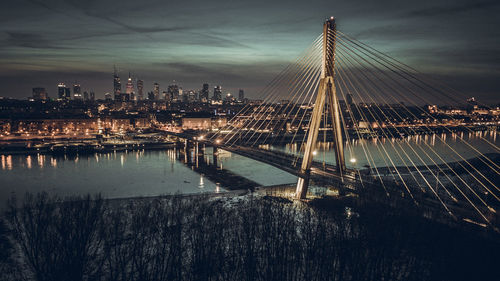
0,140,177,155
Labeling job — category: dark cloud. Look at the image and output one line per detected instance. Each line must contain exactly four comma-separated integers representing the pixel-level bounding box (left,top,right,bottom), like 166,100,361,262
0,0,498,103
407,1,499,17
3,32,66,49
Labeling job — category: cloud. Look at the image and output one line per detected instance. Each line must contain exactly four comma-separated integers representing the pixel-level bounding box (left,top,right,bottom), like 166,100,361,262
3,32,67,49
407,1,499,17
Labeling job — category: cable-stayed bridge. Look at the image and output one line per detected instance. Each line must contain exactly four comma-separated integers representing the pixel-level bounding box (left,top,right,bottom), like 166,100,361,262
168,17,500,231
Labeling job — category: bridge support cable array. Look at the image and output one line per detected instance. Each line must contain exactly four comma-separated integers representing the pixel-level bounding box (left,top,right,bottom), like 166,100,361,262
214,37,323,148
331,31,498,224
337,30,500,156
208,35,323,144
335,33,500,195
194,18,498,228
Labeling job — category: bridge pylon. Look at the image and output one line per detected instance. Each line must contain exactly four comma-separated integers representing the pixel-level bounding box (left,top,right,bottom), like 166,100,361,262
296,17,345,199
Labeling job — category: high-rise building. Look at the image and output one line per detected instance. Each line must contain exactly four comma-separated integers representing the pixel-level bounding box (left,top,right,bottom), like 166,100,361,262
113,66,121,101
90,91,95,101
186,90,196,103
57,83,71,100
104,93,112,102
125,72,134,101
83,91,89,101
147,91,155,100
168,84,179,102
73,83,82,100
213,85,222,101
32,87,48,100
200,83,209,102
238,89,244,102
153,83,160,100
57,83,65,100
137,79,144,101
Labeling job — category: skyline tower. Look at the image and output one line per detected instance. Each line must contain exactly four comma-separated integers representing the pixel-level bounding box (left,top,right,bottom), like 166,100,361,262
32,87,48,100
137,79,144,101
213,85,222,101
73,82,82,100
113,66,121,101
238,89,244,102
153,83,160,100
168,83,179,102
200,83,209,103
57,83,71,100
125,72,134,101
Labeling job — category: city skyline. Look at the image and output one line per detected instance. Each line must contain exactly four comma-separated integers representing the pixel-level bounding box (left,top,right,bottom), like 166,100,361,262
0,0,499,102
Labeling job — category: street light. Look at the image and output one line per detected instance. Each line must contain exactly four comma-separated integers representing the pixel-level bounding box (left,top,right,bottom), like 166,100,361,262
350,158,357,163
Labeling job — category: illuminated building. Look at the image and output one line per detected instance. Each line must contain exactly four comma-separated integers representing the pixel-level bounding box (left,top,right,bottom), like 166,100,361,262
168,83,179,102
200,83,209,103
238,89,244,102
213,85,222,101
137,79,144,101
73,83,82,100
57,83,71,100
113,66,121,101
32,88,48,100
153,83,160,100
125,72,134,100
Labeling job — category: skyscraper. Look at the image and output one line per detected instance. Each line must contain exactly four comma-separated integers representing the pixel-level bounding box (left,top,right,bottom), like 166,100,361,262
83,91,89,101
153,83,160,100
238,89,245,102
125,72,134,100
213,85,222,101
200,83,209,103
113,66,121,101
32,87,48,100
168,83,179,102
57,83,71,100
73,83,82,100
90,91,95,101
137,79,144,101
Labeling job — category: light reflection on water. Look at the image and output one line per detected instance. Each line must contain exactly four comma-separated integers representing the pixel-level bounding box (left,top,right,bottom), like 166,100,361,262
213,131,499,187
0,150,219,209
0,131,498,207
274,131,499,169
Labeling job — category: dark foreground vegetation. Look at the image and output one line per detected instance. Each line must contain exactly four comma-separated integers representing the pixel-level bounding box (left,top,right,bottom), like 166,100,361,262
1,193,499,281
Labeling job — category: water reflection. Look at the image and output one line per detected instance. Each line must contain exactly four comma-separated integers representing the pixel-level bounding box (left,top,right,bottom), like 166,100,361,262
0,149,221,209
276,131,499,169
26,155,32,169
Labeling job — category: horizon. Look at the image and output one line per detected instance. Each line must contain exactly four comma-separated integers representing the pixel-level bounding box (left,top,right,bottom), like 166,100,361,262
0,0,499,102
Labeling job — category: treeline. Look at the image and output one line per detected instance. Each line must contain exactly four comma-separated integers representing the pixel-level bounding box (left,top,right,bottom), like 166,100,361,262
2,193,499,281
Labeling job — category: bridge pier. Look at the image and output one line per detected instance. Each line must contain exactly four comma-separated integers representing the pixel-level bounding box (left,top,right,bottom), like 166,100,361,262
296,17,345,199
213,146,218,167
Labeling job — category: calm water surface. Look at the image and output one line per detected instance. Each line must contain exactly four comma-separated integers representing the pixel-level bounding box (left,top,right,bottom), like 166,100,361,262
1,131,498,207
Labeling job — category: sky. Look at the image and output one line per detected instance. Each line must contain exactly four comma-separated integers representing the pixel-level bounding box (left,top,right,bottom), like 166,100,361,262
0,0,499,103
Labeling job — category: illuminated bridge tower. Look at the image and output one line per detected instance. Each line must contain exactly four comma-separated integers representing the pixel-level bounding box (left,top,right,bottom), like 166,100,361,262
296,17,346,199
